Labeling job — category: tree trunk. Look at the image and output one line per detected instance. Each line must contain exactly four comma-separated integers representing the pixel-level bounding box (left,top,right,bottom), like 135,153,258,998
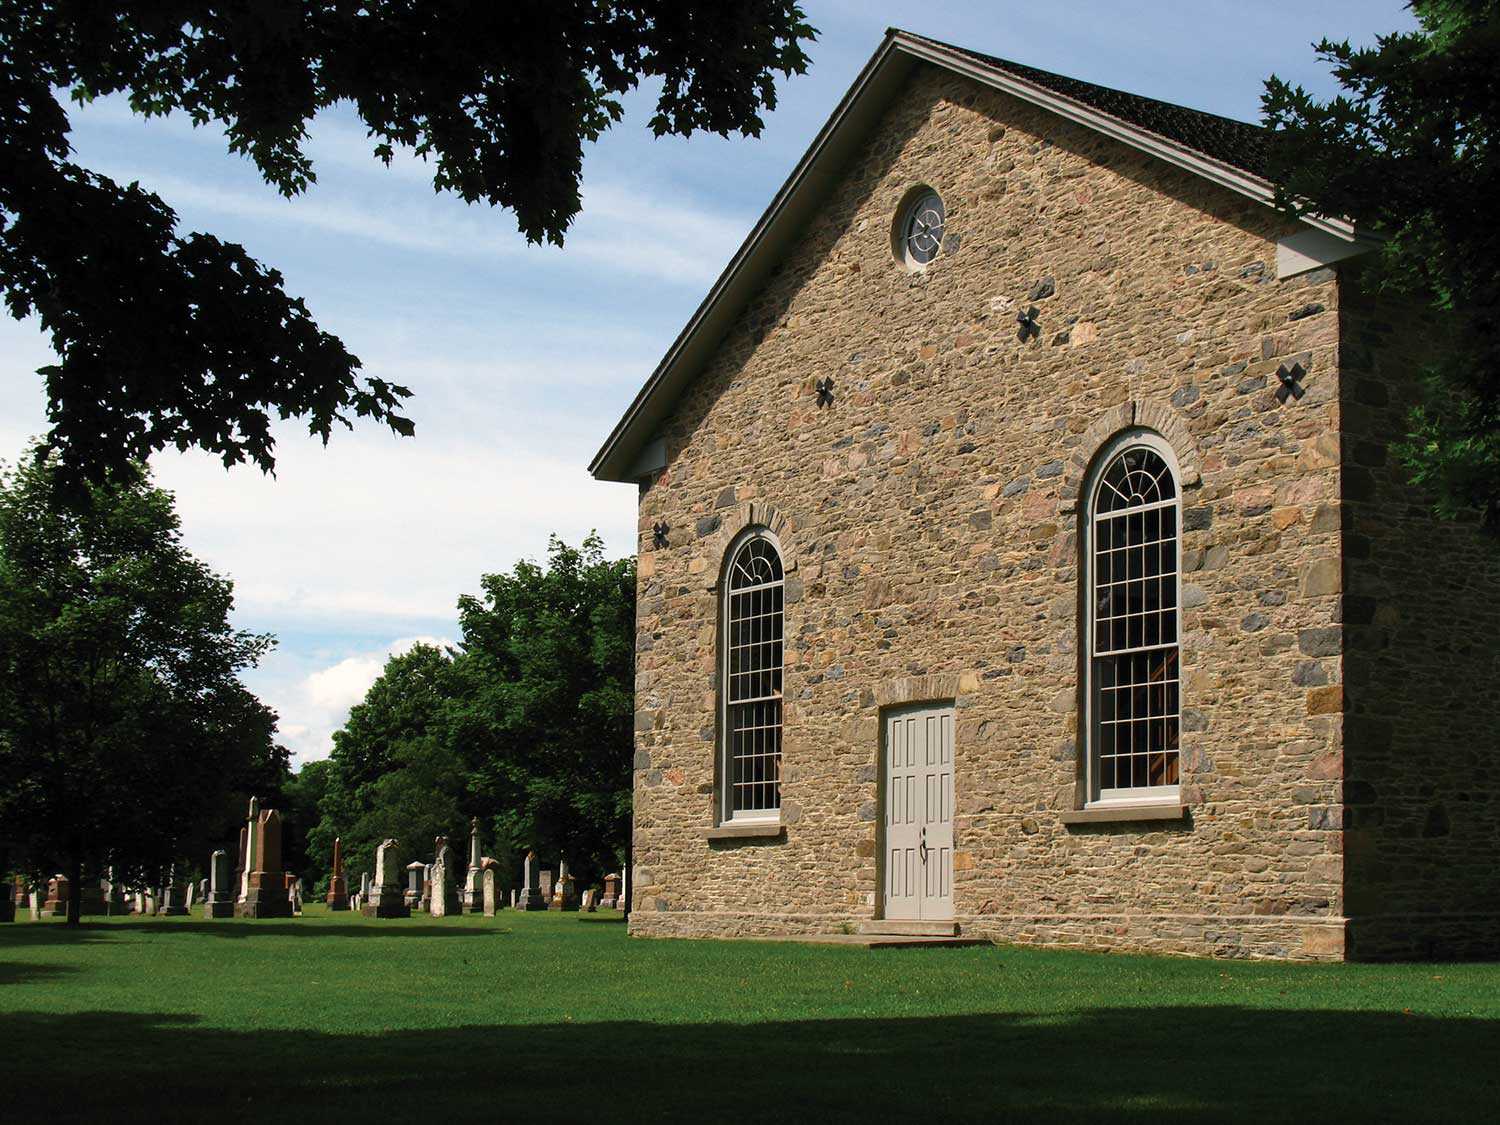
66,854,82,926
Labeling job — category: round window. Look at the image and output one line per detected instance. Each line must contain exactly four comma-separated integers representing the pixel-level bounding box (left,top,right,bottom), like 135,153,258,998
899,189,944,267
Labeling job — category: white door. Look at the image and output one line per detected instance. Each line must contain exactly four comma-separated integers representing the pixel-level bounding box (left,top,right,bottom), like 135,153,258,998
883,704,954,920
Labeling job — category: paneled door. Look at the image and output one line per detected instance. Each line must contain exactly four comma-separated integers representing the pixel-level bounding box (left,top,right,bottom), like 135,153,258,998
883,704,954,920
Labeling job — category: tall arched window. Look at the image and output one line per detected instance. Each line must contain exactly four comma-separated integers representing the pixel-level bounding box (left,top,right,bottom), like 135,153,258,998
1085,432,1182,804
721,531,784,822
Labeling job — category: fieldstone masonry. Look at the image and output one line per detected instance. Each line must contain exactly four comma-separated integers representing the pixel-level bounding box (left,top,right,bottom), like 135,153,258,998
621,61,1500,959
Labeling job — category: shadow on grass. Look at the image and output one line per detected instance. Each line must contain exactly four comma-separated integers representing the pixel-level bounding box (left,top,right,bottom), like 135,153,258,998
0,960,79,986
0,921,506,943
0,1005,1493,1123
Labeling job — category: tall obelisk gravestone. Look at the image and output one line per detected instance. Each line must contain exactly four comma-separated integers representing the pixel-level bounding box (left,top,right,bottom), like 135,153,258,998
235,797,293,918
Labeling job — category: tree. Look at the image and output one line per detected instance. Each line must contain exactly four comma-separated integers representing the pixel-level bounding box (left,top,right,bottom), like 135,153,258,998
280,757,330,891
1,2,815,488
456,534,636,881
0,446,278,923
1263,1,1500,524
310,536,635,891
306,643,467,886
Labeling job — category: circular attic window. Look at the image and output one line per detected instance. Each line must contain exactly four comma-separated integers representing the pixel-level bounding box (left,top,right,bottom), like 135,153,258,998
895,188,945,268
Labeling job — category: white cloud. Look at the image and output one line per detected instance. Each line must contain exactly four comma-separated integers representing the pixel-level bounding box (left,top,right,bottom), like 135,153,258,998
278,634,453,763
97,163,747,288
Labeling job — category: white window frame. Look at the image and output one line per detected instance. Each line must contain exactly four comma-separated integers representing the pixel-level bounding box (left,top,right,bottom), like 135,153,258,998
718,527,785,825
1082,429,1183,809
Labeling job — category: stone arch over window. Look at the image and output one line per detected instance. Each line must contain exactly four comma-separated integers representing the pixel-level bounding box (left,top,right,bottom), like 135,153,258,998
1059,398,1202,514
717,525,785,824
1080,428,1184,807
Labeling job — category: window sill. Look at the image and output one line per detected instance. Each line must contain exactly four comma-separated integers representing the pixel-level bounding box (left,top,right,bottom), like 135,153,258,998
1059,803,1188,825
704,822,785,841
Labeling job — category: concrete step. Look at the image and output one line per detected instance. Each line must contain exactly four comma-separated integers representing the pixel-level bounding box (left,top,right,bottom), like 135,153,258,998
855,919,960,937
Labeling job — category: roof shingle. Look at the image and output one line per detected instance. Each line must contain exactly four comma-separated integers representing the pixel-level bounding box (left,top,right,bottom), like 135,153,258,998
905,31,1273,179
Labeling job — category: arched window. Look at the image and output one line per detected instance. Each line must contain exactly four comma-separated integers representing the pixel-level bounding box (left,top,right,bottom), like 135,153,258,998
1084,432,1182,804
721,531,784,821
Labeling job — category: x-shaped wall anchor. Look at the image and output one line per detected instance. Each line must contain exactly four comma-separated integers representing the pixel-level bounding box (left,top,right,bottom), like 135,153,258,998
652,521,670,549
1276,361,1307,404
816,376,835,408
1016,306,1041,342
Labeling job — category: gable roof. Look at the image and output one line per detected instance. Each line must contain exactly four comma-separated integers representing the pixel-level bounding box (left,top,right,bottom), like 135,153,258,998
933,37,1273,179
589,28,1354,483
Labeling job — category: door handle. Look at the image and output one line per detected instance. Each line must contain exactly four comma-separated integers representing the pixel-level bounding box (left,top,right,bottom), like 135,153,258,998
919,825,929,862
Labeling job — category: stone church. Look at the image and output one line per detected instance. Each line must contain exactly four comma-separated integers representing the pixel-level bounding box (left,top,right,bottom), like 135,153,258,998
590,30,1500,960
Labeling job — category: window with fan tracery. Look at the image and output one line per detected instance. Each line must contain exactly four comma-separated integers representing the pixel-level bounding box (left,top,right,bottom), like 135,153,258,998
1086,434,1182,802
722,532,783,819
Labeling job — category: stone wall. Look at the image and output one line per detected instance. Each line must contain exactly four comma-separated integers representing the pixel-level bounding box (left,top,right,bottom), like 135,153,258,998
1337,273,1500,960
628,64,1353,959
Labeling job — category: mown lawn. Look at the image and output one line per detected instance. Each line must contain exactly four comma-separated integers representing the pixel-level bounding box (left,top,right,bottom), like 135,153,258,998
3,907,1497,1122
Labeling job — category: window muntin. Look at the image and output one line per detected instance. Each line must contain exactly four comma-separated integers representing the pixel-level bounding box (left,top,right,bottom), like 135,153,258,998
899,189,944,267
723,533,783,820
1087,439,1181,804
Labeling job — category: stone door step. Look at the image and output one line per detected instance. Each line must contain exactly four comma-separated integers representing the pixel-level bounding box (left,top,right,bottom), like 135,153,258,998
741,933,990,949
855,919,960,937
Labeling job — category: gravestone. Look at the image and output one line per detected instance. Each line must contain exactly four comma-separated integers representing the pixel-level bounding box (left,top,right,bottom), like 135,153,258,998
419,864,433,913
183,879,197,910
41,875,68,917
235,797,294,918
461,817,483,913
234,824,248,902
289,878,304,916
102,869,126,915
481,867,498,918
539,867,554,905
404,861,425,909
429,838,460,917
160,867,188,916
510,888,517,908
132,890,145,915
363,839,411,918
550,859,579,911
516,851,548,911
203,850,234,918
30,888,42,920
237,799,258,903
326,836,349,911
600,873,621,910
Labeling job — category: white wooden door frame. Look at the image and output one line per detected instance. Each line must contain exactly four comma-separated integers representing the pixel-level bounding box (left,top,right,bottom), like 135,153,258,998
880,703,955,921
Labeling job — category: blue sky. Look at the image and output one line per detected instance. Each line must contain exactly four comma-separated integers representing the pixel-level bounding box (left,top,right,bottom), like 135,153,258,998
0,1,1412,764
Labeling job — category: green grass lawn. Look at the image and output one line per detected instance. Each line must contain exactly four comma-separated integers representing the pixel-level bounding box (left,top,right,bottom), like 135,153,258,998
3,907,1498,1122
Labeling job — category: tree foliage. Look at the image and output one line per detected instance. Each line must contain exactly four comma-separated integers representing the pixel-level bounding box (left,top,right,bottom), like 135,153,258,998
1263,0,1500,523
309,536,634,890
0,2,815,488
0,447,281,921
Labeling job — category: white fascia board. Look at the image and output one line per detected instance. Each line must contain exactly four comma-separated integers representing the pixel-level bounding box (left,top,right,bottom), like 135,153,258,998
1276,227,1382,279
